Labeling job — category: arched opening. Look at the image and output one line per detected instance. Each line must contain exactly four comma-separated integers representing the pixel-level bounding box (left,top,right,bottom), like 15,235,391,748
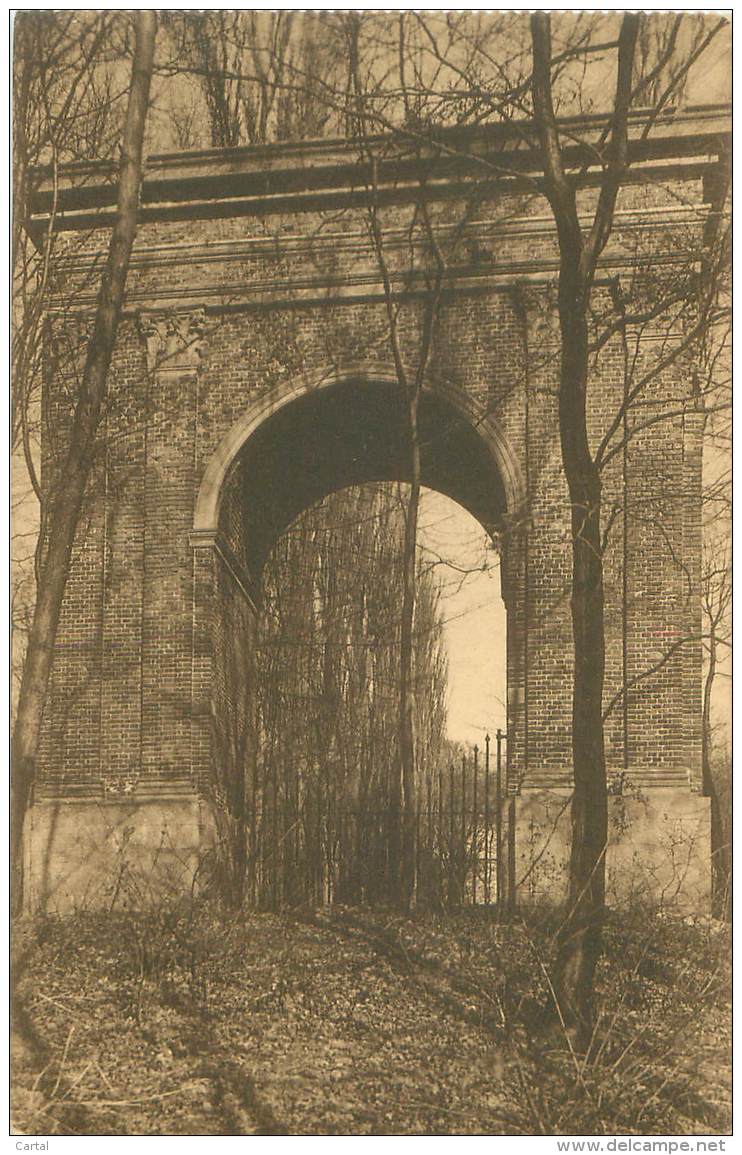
194,368,522,907
194,365,522,545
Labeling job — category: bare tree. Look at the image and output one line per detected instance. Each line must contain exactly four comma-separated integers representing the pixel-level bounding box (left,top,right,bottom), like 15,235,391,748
701,536,731,918
12,13,125,687
11,11,157,913
169,12,343,146
528,12,640,1047
527,13,731,1045
253,485,449,908
344,12,457,910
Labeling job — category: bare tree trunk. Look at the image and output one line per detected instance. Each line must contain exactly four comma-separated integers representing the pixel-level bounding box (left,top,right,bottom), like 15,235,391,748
701,616,730,919
701,633,720,911
552,291,608,1045
344,13,428,911
399,394,421,910
530,11,639,1049
11,11,156,915
12,15,31,277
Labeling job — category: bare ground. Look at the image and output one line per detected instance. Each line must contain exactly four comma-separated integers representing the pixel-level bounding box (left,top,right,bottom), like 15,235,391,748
11,905,731,1136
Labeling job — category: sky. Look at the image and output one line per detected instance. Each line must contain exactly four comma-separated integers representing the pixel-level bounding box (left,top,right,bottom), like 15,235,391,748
417,490,506,747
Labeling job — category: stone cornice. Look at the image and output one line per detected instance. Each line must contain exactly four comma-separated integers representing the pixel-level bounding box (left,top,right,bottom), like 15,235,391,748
47,254,701,317
515,768,695,793
44,196,718,317
28,104,729,237
55,202,716,276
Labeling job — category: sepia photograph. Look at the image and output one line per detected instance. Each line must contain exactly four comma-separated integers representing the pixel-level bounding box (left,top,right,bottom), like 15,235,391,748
10,9,732,1139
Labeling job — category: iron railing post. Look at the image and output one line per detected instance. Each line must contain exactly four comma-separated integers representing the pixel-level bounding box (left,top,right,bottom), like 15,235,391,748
472,744,479,905
460,752,467,905
448,762,455,909
495,728,504,911
484,733,491,905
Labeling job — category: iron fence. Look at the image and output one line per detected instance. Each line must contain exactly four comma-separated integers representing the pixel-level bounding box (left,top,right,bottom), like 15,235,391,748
236,731,511,912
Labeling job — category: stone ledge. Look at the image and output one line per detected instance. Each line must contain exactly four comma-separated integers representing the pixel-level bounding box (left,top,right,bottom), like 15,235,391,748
34,775,200,802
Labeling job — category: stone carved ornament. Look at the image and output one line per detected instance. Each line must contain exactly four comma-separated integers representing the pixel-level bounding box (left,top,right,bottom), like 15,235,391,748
139,309,207,376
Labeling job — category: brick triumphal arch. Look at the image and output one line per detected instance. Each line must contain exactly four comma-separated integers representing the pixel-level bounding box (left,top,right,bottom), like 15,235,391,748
25,105,729,911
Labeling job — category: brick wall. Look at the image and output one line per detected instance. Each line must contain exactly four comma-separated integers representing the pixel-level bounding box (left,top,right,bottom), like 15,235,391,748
37,175,706,807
